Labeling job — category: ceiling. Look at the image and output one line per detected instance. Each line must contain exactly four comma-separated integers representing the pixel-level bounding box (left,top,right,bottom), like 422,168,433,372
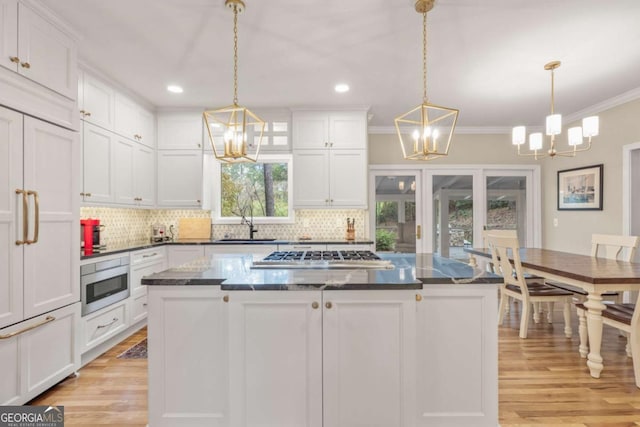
39,0,640,130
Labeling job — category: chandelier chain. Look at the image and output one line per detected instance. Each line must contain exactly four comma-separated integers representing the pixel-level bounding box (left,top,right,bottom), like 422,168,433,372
233,4,239,105
422,11,427,103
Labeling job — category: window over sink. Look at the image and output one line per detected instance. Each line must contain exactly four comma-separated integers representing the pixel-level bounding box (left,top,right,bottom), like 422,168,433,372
208,154,294,224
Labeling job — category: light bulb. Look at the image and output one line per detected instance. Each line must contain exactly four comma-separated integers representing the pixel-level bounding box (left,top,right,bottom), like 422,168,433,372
529,133,543,151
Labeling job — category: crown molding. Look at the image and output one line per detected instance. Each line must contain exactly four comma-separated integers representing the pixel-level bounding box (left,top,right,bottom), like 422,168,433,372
368,126,512,135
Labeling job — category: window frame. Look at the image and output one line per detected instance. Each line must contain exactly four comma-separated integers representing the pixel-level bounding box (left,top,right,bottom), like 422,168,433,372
211,153,295,225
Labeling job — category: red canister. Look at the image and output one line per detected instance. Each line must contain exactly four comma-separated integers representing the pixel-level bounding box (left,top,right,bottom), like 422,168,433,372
80,219,100,254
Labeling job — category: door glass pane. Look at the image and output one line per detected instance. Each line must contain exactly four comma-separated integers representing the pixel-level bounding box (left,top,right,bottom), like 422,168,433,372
375,176,416,253
486,175,527,244
432,175,472,260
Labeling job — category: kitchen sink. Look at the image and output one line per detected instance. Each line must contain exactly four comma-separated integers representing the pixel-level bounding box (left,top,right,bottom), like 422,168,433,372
216,238,277,242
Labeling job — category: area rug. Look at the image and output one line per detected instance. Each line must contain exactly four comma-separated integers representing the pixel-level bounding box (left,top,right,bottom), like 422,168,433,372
117,338,147,359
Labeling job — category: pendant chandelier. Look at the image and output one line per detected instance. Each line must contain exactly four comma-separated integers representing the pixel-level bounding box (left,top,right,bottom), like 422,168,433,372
203,0,265,163
394,0,459,161
512,61,599,159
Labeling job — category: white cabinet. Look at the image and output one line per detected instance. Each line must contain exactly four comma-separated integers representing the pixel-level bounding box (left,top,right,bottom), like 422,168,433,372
0,1,77,100
205,244,278,259
415,286,498,427
114,136,155,206
81,300,128,353
148,286,229,427
129,247,166,323
322,290,416,427
157,150,203,208
1,302,81,405
157,111,204,150
228,291,323,427
292,111,366,150
81,122,115,203
78,70,115,129
293,149,367,208
166,245,205,268
114,92,155,147
1,107,79,326
325,243,373,251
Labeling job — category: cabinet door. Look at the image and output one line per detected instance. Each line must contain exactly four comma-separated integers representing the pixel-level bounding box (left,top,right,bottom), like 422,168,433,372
82,122,115,203
137,107,155,148
166,246,205,268
21,303,80,401
329,111,367,149
114,136,135,205
81,72,115,130
0,0,18,72
228,291,322,427
293,150,329,207
114,93,139,140
134,143,155,206
148,286,229,427
415,286,498,427
0,318,21,405
292,111,329,149
323,290,416,427
157,111,204,150
0,106,23,329
23,117,79,318
329,149,367,208
157,150,203,208
17,3,77,100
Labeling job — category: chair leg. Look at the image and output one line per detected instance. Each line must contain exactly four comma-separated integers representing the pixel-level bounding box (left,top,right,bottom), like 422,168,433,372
498,291,507,326
547,302,554,324
505,296,511,314
562,299,572,338
519,300,531,339
577,306,589,358
626,332,632,358
533,302,541,324
629,328,640,388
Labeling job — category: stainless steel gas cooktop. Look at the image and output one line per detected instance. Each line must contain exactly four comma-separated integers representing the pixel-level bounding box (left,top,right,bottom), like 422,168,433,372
252,250,394,269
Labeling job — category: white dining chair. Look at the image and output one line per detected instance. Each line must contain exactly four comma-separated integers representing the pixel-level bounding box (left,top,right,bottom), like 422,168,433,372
486,231,573,339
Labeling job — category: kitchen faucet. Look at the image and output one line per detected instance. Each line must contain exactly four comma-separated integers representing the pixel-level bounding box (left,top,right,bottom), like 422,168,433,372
241,215,258,240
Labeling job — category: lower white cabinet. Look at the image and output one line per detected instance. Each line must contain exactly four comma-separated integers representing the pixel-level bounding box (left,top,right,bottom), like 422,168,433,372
415,285,498,427
166,245,205,268
205,244,278,259
148,286,229,427
129,247,166,323
81,300,128,353
0,302,81,405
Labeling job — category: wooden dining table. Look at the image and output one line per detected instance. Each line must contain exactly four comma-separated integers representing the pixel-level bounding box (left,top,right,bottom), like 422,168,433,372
466,246,640,380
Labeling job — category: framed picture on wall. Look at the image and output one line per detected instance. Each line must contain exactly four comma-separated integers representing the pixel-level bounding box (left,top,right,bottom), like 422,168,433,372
557,164,603,210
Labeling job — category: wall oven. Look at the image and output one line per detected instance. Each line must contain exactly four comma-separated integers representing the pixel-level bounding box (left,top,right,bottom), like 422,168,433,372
81,255,130,316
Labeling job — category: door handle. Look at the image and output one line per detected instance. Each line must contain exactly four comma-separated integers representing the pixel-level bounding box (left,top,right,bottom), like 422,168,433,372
15,189,28,245
416,225,421,239
26,190,39,244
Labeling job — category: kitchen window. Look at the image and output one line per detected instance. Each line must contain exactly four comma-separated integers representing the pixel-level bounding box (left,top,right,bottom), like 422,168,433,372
208,154,294,224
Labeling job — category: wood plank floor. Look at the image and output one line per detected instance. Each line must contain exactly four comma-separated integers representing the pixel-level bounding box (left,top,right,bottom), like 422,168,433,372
29,301,640,426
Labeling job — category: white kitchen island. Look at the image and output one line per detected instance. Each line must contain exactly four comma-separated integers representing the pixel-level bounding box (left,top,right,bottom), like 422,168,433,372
143,253,499,427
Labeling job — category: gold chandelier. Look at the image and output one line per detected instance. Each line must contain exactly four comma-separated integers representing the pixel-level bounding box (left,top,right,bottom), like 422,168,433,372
394,0,459,161
203,0,265,163
512,61,599,159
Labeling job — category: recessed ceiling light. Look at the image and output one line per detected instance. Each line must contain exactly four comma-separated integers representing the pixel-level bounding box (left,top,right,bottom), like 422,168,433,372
167,85,184,94
334,83,349,93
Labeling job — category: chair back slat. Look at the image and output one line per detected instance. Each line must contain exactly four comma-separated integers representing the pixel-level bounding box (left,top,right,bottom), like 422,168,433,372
486,232,527,292
591,234,640,262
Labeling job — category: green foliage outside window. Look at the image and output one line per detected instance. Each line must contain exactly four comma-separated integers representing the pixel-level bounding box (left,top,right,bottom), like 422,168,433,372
376,228,397,251
221,162,288,217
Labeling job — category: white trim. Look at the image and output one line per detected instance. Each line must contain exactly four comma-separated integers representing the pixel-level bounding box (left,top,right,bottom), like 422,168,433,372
622,141,640,237
368,126,512,135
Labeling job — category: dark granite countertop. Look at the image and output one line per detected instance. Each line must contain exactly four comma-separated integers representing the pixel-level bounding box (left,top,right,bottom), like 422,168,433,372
141,253,500,290
81,239,374,260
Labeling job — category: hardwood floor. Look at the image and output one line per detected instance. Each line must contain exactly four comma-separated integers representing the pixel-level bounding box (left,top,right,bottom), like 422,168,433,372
29,302,640,426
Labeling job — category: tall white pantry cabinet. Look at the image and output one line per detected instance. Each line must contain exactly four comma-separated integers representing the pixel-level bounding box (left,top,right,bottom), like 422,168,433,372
0,0,81,406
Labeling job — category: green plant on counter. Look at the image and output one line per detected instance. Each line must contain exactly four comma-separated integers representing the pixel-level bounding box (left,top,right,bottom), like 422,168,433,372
376,229,397,252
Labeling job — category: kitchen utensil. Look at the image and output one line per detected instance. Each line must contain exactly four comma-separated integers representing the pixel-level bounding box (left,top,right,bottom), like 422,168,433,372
178,218,212,240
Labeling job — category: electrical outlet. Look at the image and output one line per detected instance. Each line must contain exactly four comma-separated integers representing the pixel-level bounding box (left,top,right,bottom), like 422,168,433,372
553,218,558,227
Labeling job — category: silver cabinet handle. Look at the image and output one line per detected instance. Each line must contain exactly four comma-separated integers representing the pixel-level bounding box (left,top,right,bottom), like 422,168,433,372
142,252,158,258
96,317,118,329
0,316,55,339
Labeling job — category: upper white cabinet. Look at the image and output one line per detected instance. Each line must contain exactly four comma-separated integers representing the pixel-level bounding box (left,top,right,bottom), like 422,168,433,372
157,150,203,208
0,1,77,100
114,92,155,147
292,110,368,209
157,111,204,150
77,70,115,130
293,110,366,150
82,122,115,204
113,136,155,206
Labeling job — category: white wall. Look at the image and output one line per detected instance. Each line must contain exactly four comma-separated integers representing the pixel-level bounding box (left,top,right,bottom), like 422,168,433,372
368,98,640,254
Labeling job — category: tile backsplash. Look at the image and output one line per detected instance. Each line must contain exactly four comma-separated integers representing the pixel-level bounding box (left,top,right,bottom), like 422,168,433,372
80,207,369,247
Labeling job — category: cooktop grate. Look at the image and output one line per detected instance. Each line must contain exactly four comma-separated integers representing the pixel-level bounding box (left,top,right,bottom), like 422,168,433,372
253,250,393,269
